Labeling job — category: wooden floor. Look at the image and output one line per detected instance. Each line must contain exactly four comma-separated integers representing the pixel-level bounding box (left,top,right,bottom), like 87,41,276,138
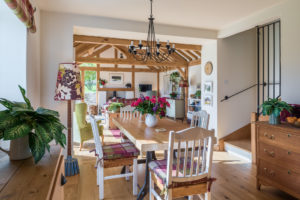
65,131,296,200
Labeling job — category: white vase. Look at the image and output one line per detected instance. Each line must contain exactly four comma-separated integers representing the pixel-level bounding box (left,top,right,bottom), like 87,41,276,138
145,114,158,128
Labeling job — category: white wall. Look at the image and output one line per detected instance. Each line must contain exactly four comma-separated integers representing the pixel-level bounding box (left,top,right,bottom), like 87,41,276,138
201,42,218,135
26,0,41,108
219,0,300,105
217,28,257,138
0,1,27,107
188,65,201,95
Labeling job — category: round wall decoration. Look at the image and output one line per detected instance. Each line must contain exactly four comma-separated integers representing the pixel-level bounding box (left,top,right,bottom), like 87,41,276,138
204,61,213,75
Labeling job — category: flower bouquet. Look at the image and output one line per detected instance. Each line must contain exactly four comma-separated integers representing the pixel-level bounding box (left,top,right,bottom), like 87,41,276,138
99,79,107,88
131,95,170,127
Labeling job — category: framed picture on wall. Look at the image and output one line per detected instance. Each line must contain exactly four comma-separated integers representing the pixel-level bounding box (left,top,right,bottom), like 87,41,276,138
204,95,213,106
109,73,123,85
204,81,213,94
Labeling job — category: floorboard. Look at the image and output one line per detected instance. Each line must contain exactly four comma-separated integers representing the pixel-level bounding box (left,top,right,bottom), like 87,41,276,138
65,130,296,200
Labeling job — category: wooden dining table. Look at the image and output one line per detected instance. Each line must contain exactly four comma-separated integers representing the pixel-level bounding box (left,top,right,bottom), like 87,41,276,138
112,117,216,200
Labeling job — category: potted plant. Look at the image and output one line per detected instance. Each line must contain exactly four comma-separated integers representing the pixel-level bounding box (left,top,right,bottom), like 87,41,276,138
131,96,170,127
108,102,124,113
99,79,107,88
169,92,177,99
0,86,66,163
261,98,292,125
195,90,201,99
170,71,181,83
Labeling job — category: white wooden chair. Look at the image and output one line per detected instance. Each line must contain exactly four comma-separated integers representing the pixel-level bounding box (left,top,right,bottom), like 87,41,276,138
149,127,216,200
89,115,139,200
120,105,139,143
190,110,210,129
120,105,136,119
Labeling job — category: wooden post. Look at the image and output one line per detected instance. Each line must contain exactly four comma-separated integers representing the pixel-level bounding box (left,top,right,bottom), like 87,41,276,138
80,69,85,102
157,72,160,97
184,67,189,119
251,112,258,164
114,48,118,68
96,63,100,105
132,65,135,98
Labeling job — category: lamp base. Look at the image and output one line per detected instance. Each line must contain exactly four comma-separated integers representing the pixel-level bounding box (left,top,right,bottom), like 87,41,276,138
65,155,80,176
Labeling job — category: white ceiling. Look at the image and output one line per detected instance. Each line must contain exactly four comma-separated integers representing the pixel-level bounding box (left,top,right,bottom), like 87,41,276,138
35,0,284,30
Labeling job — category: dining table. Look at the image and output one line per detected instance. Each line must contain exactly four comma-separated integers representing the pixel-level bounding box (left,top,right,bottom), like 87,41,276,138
112,117,216,200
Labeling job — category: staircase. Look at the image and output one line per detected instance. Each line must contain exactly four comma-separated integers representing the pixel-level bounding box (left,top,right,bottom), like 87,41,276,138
219,124,252,161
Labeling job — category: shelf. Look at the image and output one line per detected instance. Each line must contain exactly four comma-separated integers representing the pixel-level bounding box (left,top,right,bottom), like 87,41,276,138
98,88,134,91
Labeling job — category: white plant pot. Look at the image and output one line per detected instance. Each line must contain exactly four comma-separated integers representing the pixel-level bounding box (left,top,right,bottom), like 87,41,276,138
145,114,158,128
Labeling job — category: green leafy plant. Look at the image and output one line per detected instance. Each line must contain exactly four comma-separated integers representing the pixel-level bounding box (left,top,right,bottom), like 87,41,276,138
260,98,292,117
195,90,201,99
0,86,66,163
170,71,181,83
108,102,124,113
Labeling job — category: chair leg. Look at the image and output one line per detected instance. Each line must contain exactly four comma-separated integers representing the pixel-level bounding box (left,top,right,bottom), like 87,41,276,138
97,167,99,185
99,165,104,200
149,171,154,200
205,191,211,200
166,188,172,200
101,134,104,145
80,142,83,151
133,159,138,196
125,166,130,181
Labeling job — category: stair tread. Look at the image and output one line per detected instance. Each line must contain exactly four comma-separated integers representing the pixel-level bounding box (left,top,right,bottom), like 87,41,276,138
224,139,251,152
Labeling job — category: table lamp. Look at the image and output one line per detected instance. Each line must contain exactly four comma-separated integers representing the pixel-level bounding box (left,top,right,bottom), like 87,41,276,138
54,63,82,176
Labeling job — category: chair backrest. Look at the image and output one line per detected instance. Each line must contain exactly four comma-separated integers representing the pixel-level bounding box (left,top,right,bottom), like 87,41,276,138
89,115,104,158
120,105,135,119
75,102,88,129
166,127,215,186
190,110,210,129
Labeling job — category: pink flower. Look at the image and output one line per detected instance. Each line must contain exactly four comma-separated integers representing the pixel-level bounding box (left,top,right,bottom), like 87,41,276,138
145,96,150,100
166,102,170,107
152,96,156,99
150,98,156,104
137,98,142,103
160,103,164,108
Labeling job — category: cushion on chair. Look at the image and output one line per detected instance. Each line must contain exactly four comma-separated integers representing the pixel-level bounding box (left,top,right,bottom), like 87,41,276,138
149,159,200,185
102,142,139,160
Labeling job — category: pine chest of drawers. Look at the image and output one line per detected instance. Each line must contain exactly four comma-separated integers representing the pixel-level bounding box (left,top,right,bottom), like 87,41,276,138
256,121,300,198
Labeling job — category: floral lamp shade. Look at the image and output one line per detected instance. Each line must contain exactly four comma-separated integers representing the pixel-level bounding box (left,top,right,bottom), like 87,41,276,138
54,63,82,101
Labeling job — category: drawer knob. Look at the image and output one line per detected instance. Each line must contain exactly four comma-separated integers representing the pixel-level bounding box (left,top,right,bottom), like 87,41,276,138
287,151,291,155
269,135,275,140
264,132,268,137
264,149,275,157
288,170,291,175
288,134,291,138
270,171,275,176
61,174,67,186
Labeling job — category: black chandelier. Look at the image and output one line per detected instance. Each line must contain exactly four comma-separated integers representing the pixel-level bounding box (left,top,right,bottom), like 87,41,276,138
128,0,175,63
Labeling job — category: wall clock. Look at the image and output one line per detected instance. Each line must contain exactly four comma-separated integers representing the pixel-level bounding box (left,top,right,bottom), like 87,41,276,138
205,61,213,75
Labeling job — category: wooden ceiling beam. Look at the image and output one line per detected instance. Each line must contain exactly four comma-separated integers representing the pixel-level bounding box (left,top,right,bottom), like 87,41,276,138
194,51,201,57
79,66,159,73
76,57,185,67
87,45,112,58
113,45,131,59
176,67,185,78
176,50,193,61
74,35,202,51
188,59,202,66
186,50,199,60
76,44,98,57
